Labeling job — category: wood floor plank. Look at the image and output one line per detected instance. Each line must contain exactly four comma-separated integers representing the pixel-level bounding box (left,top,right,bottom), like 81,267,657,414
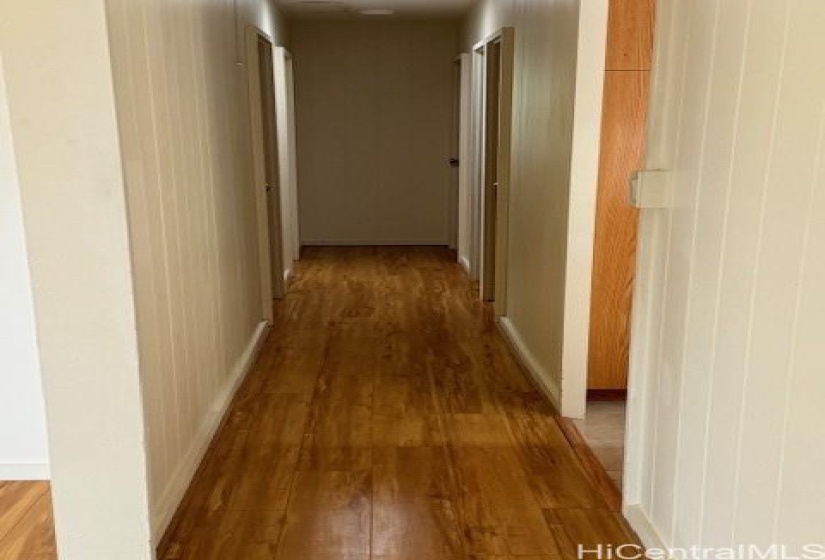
475,332,539,395
428,335,496,414
543,508,637,559
158,247,638,559
497,392,606,509
274,470,372,560
373,338,435,416
298,401,373,471
0,481,48,543
0,490,56,560
373,369,437,416
184,393,310,512
160,509,283,560
372,447,464,560
442,413,513,447
372,413,444,447
311,322,376,407
448,447,562,557
251,328,329,396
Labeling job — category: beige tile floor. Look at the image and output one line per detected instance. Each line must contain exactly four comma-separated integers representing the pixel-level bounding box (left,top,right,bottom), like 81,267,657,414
572,400,627,490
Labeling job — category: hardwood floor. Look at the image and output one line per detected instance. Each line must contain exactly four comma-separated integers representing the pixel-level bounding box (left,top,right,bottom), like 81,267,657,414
159,247,637,559
0,482,56,559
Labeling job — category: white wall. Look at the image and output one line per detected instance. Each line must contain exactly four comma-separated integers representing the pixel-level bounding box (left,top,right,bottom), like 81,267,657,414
0,56,50,481
292,21,458,246
0,0,153,556
626,0,825,552
2,0,289,553
462,0,607,416
103,0,288,542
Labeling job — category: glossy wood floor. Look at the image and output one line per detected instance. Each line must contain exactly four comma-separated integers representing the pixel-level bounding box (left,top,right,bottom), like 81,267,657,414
159,247,637,559
0,482,57,559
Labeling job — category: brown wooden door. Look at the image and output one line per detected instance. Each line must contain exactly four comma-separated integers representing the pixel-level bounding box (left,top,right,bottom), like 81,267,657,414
481,39,501,302
587,0,655,390
257,36,286,299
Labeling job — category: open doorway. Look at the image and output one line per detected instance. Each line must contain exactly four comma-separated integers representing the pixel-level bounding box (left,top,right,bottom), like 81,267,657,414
559,0,655,509
474,28,514,316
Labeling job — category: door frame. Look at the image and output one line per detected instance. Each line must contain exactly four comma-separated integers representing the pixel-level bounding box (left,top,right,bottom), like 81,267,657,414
246,26,285,323
558,0,613,418
455,53,474,275
273,47,301,274
468,48,485,280
623,0,679,516
448,55,463,252
474,27,514,317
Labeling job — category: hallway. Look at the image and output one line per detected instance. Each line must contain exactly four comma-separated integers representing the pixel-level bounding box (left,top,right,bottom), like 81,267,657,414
159,247,635,559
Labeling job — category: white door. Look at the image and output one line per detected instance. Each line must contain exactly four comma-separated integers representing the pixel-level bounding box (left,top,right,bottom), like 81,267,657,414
625,0,825,553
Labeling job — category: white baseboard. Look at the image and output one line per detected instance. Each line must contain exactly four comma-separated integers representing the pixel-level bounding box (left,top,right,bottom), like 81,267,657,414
497,317,561,411
0,462,50,480
302,240,449,246
458,255,471,274
150,321,269,541
623,504,669,551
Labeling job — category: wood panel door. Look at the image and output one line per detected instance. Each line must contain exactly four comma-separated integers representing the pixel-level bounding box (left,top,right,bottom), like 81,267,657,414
481,39,501,302
258,36,286,299
247,28,286,320
479,28,514,318
604,0,655,71
587,0,655,390
588,71,650,390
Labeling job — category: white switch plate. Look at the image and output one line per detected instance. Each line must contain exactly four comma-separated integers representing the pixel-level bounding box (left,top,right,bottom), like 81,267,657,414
629,170,672,208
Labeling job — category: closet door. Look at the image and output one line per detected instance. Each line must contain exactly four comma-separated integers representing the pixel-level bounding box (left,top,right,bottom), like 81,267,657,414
587,0,655,390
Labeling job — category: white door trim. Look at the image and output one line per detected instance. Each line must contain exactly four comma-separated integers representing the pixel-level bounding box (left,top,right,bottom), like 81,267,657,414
246,26,282,322
559,0,610,418
474,27,514,317
623,0,680,509
456,53,473,274
274,47,301,279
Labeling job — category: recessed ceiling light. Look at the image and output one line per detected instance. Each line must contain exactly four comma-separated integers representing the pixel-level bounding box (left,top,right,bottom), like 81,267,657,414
359,8,395,15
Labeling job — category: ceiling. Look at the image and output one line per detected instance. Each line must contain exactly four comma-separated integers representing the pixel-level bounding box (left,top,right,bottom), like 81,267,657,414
274,0,477,20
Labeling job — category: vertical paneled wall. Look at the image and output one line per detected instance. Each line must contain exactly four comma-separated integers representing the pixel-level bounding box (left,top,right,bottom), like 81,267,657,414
104,0,287,540
628,0,825,551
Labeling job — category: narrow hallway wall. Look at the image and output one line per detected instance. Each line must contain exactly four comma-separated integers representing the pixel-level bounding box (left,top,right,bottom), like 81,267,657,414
104,0,289,541
462,0,599,414
0,0,154,556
